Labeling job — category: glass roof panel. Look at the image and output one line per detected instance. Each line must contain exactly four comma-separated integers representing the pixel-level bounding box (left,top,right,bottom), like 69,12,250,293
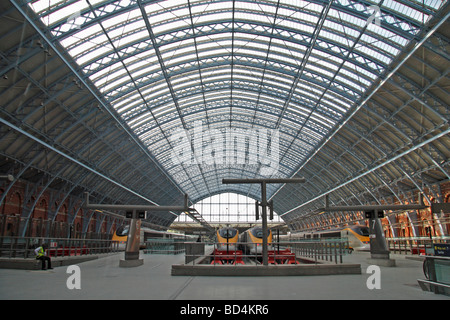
26,0,447,202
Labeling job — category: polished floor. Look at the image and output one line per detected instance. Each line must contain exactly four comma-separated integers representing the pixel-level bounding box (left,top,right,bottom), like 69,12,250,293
0,251,448,300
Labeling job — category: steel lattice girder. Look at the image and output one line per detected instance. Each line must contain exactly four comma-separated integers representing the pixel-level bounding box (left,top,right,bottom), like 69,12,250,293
0,2,188,230
1,0,449,230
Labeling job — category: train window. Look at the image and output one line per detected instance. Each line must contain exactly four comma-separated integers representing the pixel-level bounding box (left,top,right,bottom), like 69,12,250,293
355,226,369,236
360,227,370,236
251,227,267,238
219,228,237,238
116,226,129,236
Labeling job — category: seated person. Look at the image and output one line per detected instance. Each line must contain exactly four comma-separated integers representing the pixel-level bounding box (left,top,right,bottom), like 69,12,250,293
34,244,53,270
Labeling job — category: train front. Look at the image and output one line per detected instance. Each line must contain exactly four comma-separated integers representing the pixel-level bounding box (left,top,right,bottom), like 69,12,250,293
112,225,129,250
347,225,371,251
246,227,273,255
216,227,239,252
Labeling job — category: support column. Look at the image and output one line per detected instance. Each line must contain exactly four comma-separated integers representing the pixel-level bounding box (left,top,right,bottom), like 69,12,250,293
84,192,195,268
222,178,305,266
120,212,143,267
367,210,395,267
319,194,429,267
261,182,268,266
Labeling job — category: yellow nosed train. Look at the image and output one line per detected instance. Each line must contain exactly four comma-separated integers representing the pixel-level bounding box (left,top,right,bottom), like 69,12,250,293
216,227,239,251
285,225,370,251
239,226,273,255
112,225,195,250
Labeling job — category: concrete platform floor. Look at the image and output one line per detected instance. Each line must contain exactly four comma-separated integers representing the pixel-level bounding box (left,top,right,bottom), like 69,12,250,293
0,251,448,300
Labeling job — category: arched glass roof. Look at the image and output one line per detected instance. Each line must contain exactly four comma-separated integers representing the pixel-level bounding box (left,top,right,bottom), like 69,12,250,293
176,192,283,223
25,0,447,206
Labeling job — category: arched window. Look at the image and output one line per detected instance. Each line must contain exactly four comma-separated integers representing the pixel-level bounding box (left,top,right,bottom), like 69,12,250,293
176,192,282,224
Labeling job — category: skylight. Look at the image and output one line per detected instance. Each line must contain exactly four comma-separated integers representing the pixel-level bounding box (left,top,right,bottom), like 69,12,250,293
26,0,446,202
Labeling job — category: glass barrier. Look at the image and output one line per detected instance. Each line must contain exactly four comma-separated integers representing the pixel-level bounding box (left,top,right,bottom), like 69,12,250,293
143,238,186,255
184,238,350,266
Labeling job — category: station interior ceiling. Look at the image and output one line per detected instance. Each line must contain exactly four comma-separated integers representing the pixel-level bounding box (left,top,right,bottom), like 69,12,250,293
0,0,449,234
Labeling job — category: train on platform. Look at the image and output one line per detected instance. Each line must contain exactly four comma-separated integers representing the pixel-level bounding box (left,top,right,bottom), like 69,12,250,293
216,227,239,251
112,225,194,250
284,225,370,251
239,226,273,255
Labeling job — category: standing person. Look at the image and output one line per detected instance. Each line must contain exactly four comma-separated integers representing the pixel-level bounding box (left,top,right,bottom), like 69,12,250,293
34,244,53,270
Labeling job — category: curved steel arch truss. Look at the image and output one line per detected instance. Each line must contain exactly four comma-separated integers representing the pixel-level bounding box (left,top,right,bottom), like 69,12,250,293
1,0,449,231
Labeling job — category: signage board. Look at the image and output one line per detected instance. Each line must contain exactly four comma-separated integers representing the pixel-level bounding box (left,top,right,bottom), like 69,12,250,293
433,244,450,257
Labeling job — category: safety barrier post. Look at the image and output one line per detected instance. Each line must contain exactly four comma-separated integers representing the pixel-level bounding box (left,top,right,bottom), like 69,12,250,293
9,237,14,258
310,242,313,259
24,238,30,258
314,242,318,264
319,245,327,260
334,241,338,264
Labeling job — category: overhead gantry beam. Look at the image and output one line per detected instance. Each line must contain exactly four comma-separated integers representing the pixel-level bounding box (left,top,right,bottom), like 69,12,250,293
84,192,192,213
223,178,305,266
318,193,428,212
84,192,215,233
316,193,430,266
84,192,215,266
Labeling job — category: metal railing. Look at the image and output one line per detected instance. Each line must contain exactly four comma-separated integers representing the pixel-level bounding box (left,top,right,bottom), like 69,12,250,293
287,239,350,264
185,239,350,265
387,237,450,255
419,256,450,296
0,236,120,259
143,238,186,255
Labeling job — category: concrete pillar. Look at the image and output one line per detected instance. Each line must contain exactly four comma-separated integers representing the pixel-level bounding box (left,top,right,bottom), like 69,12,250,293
368,211,395,267
119,215,143,267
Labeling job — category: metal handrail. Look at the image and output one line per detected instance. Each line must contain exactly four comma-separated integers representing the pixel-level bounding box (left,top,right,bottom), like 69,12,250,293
144,238,186,255
185,239,350,265
0,236,120,258
419,256,450,296
386,237,450,255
